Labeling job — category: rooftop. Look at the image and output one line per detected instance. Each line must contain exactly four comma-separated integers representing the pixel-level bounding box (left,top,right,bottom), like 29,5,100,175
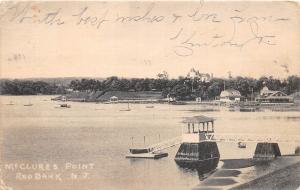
220,89,241,97
182,115,215,123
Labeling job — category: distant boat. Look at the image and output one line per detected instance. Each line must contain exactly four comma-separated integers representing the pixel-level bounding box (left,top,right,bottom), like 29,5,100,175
120,103,131,111
24,100,33,106
56,104,71,108
146,105,154,108
238,142,247,148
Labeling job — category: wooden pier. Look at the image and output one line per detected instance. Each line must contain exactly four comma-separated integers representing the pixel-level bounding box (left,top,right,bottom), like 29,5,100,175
127,116,300,163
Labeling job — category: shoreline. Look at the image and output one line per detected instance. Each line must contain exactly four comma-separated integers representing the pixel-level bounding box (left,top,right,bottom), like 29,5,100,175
232,161,300,190
194,156,300,190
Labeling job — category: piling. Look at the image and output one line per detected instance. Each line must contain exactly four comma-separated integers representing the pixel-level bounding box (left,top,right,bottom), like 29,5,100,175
295,146,300,155
175,142,220,171
253,142,281,161
175,115,220,172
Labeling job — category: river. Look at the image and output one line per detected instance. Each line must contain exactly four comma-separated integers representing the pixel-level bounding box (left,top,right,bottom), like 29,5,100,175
0,95,299,190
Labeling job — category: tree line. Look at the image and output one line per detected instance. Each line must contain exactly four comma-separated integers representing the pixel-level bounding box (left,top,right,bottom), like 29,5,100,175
1,75,300,100
69,75,300,100
0,80,66,95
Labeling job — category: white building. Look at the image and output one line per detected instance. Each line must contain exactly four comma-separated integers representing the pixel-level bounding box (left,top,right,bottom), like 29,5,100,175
255,86,293,103
219,89,242,103
109,96,119,103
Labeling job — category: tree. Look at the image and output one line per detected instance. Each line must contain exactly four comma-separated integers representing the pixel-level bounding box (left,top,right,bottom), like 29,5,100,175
207,82,222,99
157,71,169,80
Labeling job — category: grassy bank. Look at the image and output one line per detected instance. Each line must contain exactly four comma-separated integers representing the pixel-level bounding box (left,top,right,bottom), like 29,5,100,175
232,161,300,190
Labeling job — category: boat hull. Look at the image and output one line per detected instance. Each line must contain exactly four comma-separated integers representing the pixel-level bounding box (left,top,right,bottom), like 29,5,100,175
126,152,168,159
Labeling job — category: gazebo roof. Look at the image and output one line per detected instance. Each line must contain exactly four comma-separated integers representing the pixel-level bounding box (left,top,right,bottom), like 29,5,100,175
182,115,214,123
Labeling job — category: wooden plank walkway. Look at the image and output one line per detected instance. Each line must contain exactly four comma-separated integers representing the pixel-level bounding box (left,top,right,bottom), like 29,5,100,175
147,134,300,152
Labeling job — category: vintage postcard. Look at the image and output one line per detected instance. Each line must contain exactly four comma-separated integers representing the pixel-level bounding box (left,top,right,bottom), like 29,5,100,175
0,1,300,190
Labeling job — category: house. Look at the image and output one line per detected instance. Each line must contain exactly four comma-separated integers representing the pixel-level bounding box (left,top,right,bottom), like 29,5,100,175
166,94,176,102
109,96,119,103
255,86,293,103
219,89,242,103
187,68,213,82
61,96,67,101
195,97,202,102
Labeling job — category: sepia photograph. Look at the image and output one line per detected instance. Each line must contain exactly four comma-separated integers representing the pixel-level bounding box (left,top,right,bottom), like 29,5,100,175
0,1,300,189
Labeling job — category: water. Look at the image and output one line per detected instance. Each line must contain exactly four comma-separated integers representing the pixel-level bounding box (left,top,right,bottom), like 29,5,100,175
0,95,300,190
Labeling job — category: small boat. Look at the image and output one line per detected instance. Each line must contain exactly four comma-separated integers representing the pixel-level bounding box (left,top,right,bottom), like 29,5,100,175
57,104,71,108
24,100,33,106
145,105,154,108
24,103,33,106
238,142,247,148
126,147,168,159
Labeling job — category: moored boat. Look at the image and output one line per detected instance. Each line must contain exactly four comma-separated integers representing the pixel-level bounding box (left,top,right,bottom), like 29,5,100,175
238,142,247,148
126,147,168,159
56,104,71,108
24,103,33,106
24,101,33,106
145,105,154,108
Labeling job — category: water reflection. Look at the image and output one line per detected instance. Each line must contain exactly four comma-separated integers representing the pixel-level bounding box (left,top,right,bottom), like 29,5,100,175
175,166,217,181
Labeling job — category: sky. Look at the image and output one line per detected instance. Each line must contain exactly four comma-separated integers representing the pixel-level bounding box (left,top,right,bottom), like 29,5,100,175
0,1,299,79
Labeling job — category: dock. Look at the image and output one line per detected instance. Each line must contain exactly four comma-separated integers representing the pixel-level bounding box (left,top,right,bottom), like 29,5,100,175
125,137,182,159
125,152,168,159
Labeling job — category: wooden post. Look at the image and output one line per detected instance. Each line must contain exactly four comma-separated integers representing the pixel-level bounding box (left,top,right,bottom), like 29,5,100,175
192,123,194,133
